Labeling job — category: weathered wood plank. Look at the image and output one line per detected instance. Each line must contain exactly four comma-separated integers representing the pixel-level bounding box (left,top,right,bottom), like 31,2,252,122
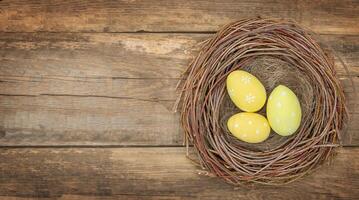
0,95,357,146
0,33,358,146
0,95,356,146
0,147,358,199
0,96,181,146
0,76,356,102
0,0,358,34
0,33,358,78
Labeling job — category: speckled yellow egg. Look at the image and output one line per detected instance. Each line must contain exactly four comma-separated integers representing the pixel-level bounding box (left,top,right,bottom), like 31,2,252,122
267,85,302,136
227,112,271,143
226,70,266,112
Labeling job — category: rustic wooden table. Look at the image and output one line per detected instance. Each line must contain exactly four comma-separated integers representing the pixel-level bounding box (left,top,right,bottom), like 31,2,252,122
0,1,358,199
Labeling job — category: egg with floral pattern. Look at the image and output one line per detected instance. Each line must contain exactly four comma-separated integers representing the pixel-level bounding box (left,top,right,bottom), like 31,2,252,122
227,112,271,143
226,70,266,112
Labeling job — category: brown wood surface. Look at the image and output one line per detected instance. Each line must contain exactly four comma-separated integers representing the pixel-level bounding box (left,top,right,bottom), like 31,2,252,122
0,0,358,199
0,0,358,35
0,147,358,200
0,33,358,146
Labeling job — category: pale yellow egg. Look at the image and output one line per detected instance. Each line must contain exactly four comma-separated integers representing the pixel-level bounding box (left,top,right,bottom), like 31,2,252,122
227,112,271,143
266,85,302,136
226,70,266,112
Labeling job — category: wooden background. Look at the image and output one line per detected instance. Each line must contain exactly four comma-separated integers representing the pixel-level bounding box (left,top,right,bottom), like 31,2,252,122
0,1,358,199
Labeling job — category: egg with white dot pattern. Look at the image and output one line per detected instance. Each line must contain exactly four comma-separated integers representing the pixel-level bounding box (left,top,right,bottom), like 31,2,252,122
267,85,302,136
227,112,270,143
226,70,266,112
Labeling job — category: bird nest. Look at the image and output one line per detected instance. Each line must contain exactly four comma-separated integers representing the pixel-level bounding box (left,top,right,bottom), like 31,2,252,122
175,18,349,185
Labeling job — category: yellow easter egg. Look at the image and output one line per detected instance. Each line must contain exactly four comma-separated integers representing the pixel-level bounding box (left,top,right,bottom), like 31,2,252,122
226,70,266,112
227,112,271,143
266,85,302,136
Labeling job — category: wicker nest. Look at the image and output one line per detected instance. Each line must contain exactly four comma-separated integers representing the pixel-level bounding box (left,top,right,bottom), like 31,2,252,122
176,18,349,185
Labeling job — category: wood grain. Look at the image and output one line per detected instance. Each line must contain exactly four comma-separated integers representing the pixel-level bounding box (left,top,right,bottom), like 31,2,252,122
0,147,358,199
0,0,358,35
0,33,358,146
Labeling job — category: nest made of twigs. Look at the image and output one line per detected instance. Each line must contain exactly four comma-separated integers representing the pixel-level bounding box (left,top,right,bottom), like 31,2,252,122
176,18,349,185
